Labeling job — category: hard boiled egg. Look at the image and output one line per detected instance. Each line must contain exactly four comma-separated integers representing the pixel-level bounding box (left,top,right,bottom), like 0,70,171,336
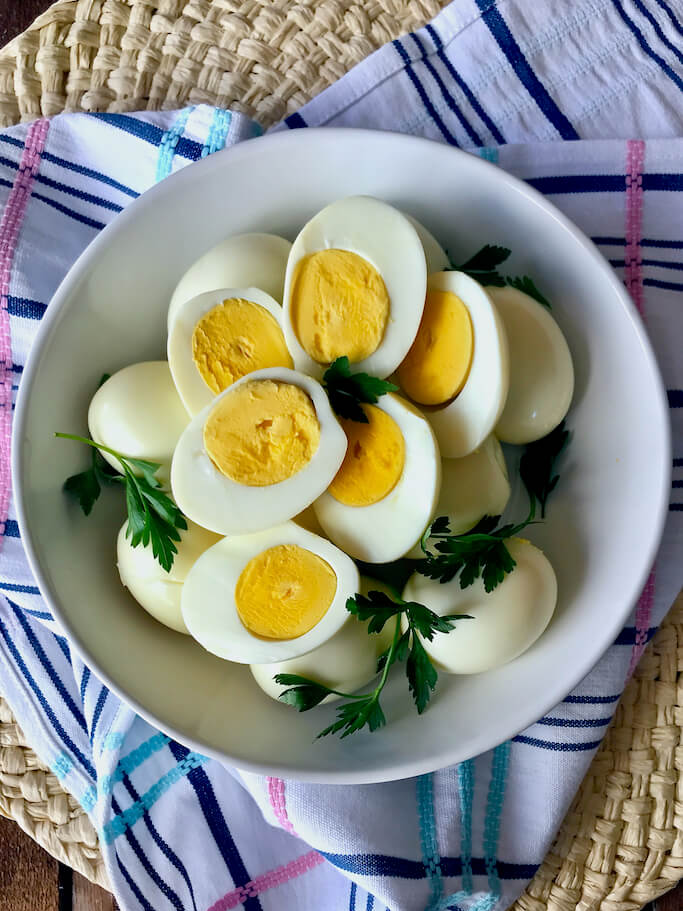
404,214,450,273
397,271,509,459
88,361,189,482
117,519,221,633
487,286,574,444
168,287,293,415
167,233,292,329
403,539,557,674
181,522,360,663
282,196,427,379
250,576,394,703
171,367,347,536
404,435,510,557
313,393,441,563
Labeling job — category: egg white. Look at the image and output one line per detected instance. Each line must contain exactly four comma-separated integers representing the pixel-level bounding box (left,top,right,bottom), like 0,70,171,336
405,435,510,558
168,286,288,416
181,522,360,663
168,233,291,329
420,271,510,459
403,539,557,674
314,393,441,563
117,519,221,634
404,214,450,273
282,196,427,379
171,367,348,536
88,361,189,483
488,286,574,444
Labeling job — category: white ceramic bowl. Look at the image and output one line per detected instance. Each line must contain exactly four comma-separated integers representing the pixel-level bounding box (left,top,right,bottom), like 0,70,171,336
13,129,670,783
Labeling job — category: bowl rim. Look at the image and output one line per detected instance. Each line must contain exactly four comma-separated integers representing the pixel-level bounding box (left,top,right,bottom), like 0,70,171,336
11,128,672,783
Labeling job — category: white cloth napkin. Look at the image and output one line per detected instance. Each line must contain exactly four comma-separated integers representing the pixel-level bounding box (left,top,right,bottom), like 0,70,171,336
0,2,681,909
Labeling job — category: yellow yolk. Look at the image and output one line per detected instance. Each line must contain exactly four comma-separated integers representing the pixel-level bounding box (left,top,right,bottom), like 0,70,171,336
235,544,337,639
328,404,405,507
203,380,321,486
290,249,390,364
398,290,474,406
192,298,293,394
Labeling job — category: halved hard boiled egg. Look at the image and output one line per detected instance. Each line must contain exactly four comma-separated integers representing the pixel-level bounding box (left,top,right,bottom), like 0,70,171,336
171,367,347,536
181,522,360,663
168,287,293,415
250,576,394,702
404,435,510,558
403,539,557,674
404,214,450,273
282,196,427,379
117,519,221,633
313,393,441,563
168,233,292,329
488,286,574,444
398,271,509,458
88,361,189,482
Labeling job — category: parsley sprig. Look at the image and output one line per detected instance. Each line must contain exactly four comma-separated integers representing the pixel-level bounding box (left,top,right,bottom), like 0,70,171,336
450,244,551,308
418,421,570,591
56,433,187,572
275,588,469,739
322,356,398,423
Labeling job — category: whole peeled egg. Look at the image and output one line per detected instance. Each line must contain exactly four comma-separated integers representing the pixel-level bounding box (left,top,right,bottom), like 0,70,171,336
88,361,189,483
250,576,394,703
117,519,221,633
487,286,574,444
402,539,557,674
313,393,441,564
168,287,293,415
181,521,360,663
282,196,427,379
404,435,510,557
171,367,347,536
397,271,509,459
167,233,292,329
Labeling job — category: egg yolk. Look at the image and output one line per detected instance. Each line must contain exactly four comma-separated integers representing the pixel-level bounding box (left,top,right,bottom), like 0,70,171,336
397,290,474,406
290,249,390,364
192,298,293,394
203,380,321,486
328,404,405,507
235,544,337,639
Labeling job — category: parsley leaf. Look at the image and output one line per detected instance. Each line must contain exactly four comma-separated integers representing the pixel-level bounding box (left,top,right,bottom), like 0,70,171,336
322,356,398,423
417,513,528,593
275,588,469,739
449,244,511,287
506,275,552,308
519,420,570,517
56,432,187,572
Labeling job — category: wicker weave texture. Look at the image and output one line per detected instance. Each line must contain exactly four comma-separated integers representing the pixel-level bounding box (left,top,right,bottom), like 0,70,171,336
0,0,446,128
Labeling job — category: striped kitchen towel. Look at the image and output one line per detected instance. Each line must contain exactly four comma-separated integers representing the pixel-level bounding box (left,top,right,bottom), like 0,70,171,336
0,1,682,909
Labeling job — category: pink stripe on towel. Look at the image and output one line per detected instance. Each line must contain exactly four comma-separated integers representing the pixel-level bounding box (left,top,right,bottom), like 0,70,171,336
207,849,325,911
0,118,49,542
267,776,298,836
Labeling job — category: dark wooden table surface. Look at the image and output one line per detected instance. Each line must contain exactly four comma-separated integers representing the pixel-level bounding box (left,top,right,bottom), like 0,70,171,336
0,1,682,910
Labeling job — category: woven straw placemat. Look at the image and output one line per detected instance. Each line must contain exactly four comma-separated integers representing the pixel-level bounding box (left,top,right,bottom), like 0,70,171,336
0,3,681,908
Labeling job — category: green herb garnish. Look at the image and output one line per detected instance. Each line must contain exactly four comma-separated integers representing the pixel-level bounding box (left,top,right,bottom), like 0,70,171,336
322,356,398,423
519,420,570,517
449,244,551,307
504,275,551,308
275,588,469,739
418,423,570,590
56,433,187,572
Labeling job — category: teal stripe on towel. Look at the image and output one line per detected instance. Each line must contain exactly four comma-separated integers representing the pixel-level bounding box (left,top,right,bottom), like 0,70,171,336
416,773,443,909
156,108,195,182
482,742,511,896
457,759,474,894
202,108,233,158
478,147,499,164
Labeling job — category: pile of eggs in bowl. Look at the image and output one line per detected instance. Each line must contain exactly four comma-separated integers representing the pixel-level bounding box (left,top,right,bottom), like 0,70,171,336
87,196,574,711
